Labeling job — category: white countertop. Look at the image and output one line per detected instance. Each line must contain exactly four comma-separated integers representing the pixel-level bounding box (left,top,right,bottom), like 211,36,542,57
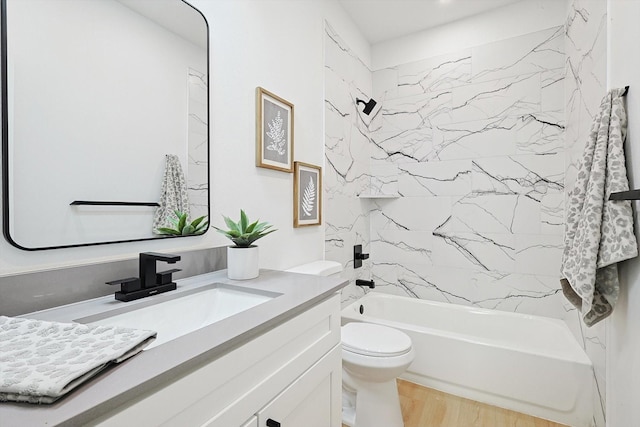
0,269,348,427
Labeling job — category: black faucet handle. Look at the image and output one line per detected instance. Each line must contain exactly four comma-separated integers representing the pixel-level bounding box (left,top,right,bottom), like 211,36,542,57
140,252,181,263
156,268,181,285
106,277,141,294
354,244,370,268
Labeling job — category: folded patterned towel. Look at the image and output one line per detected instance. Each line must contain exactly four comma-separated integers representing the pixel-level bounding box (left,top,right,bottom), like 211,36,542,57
0,316,156,404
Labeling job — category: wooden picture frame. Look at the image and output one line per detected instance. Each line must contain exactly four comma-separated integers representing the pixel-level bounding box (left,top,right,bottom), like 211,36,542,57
293,161,322,227
256,87,294,172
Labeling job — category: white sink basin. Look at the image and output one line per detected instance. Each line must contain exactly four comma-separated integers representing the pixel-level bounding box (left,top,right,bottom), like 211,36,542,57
76,284,278,349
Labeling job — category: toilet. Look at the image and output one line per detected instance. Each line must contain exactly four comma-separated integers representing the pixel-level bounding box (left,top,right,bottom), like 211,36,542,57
286,261,415,427
341,322,414,427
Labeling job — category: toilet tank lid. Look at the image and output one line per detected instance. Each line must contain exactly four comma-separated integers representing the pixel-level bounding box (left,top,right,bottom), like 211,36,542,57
285,260,342,276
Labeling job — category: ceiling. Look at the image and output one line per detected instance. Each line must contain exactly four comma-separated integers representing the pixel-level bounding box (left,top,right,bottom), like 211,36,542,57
338,0,524,44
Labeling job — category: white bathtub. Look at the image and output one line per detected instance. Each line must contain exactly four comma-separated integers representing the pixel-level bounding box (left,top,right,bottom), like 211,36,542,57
342,293,594,427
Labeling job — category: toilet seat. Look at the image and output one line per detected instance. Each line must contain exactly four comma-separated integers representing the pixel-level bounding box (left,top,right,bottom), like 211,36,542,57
341,322,412,357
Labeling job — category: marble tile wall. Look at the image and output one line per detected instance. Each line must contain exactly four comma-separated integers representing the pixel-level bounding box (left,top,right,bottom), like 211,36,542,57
564,1,607,426
324,23,373,304
368,26,568,320
188,68,209,219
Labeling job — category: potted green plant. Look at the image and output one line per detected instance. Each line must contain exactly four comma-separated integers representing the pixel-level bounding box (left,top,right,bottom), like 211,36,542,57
157,210,208,236
213,209,276,280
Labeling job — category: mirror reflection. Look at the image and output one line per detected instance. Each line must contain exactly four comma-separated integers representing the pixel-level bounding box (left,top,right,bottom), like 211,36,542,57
2,0,209,250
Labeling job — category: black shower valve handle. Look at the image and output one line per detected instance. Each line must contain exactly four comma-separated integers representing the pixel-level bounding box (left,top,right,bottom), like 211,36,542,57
354,244,369,268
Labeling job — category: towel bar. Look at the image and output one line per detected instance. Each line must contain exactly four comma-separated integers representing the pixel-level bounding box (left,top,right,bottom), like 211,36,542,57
70,200,160,207
609,190,640,201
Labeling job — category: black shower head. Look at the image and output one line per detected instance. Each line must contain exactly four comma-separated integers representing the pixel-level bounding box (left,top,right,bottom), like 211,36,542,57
356,98,377,115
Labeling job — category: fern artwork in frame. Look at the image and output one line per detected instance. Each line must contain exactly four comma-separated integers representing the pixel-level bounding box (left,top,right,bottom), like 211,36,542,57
256,87,294,172
293,161,322,227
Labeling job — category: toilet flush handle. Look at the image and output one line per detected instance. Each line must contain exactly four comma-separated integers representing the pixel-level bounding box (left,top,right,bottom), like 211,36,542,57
266,419,281,427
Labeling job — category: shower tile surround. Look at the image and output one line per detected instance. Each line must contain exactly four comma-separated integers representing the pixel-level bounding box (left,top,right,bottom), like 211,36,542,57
325,23,568,319
564,1,607,426
325,2,607,425
324,23,373,305
370,26,566,317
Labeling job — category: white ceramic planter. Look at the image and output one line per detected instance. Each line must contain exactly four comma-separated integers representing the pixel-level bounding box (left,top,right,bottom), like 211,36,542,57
227,245,259,280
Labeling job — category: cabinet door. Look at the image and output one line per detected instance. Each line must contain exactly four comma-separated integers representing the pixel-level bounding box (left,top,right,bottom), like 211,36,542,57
257,345,341,427
241,416,258,427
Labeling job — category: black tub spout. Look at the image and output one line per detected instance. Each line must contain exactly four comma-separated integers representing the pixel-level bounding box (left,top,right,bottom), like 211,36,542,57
356,279,375,289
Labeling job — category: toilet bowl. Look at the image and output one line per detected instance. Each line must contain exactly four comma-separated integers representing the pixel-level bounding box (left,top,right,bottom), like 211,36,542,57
341,322,414,427
285,260,414,427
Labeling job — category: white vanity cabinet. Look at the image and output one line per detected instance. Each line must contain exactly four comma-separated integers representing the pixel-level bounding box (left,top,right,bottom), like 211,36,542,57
90,293,342,427
240,416,258,427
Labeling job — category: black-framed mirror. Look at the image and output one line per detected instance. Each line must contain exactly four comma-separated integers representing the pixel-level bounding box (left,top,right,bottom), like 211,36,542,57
1,0,209,250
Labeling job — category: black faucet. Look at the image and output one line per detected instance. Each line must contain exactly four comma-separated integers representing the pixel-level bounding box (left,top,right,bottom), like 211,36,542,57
140,252,181,289
106,252,181,302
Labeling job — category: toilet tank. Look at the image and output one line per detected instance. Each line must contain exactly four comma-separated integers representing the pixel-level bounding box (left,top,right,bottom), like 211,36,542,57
286,260,342,276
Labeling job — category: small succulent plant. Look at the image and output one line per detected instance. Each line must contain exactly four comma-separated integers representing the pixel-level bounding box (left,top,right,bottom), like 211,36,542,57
213,209,276,248
158,210,208,236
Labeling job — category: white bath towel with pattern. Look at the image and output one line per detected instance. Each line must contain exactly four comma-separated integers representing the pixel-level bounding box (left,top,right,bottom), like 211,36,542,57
561,87,637,326
153,154,190,234
0,316,156,404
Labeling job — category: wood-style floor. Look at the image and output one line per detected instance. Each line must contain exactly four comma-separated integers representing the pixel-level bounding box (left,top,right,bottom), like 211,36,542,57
343,379,569,427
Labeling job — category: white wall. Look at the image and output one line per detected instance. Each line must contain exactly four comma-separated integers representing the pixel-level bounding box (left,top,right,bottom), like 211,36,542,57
0,0,368,275
606,1,640,425
371,0,566,71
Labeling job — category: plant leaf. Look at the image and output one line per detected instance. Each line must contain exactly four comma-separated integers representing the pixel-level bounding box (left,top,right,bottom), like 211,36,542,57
191,215,206,228
245,219,259,234
253,221,269,233
177,213,187,231
157,227,181,235
240,210,248,233
223,215,240,233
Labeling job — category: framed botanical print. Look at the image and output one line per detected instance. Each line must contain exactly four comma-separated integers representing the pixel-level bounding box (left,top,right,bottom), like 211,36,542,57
256,87,294,172
293,161,322,227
